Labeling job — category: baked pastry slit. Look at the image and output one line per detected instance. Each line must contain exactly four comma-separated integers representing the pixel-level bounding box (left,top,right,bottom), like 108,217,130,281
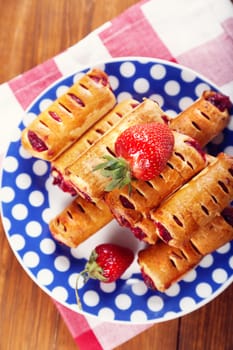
138,206,233,292
65,99,166,201
151,153,233,247
104,132,208,243
170,90,231,147
51,99,139,195
21,68,116,161
49,196,113,247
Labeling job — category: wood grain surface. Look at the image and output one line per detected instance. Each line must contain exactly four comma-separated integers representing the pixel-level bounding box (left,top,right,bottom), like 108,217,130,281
0,1,232,349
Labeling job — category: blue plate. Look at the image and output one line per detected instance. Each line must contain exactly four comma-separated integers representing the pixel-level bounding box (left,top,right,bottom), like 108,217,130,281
1,57,232,323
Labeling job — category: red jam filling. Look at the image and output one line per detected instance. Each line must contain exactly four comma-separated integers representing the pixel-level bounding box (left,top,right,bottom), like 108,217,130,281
28,130,48,152
68,93,85,107
117,216,146,241
221,207,233,227
48,111,62,122
52,168,77,196
141,268,157,290
185,139,206,161
205,92,232,112
89,74,108,87
119,195,135,209
155,222,172,243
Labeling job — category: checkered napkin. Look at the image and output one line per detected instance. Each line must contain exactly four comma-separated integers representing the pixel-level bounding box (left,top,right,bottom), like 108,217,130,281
0,0,232,349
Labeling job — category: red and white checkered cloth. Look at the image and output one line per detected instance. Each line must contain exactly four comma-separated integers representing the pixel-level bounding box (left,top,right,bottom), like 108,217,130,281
0,0,233,349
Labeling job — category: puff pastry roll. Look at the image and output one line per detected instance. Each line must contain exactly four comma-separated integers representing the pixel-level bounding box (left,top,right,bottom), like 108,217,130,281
170,91,231,147
49,196,113,247
105,132,208,244
51,99,139,195
138,207,233,292
151,153,233,247
65,99,166,201
21,68,116,161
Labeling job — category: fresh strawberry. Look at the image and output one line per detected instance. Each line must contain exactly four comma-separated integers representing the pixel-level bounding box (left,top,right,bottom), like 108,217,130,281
75,243,134,308
94,122,174,191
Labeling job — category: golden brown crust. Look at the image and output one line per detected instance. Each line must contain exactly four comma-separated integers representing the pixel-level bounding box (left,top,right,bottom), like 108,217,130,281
150,153,233,247
138,209,233,292
105,131,208,244
49,196,113,247
21,68,116,161
51,99,139,187
65,99,166,201
170,91,230,147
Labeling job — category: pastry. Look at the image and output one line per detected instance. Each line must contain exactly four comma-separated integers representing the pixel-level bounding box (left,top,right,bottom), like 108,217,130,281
51,99,139,195
65,99,166,201
105,132,208,244
49,196,113,247
170,90,231,147
151,153,233,247
138,207,233,292
21,68,116,161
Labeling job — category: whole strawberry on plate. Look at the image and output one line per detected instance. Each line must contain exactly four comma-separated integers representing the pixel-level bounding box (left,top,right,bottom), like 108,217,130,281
94,122,174,191
76,243,134,309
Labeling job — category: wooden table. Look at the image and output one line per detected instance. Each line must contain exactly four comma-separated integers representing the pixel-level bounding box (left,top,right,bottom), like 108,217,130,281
0,1,232,349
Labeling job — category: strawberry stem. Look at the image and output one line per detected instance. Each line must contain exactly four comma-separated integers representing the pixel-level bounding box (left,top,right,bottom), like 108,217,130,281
75,269,89,310
93,155,132,192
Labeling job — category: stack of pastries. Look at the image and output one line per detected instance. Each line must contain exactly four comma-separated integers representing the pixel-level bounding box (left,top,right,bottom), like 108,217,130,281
21,68,233,292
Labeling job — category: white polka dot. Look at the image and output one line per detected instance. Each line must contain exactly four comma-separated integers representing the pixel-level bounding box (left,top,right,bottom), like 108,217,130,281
120,62,136,77
182,269,197,282
131,280,148,296
22,112,36,126
100,282,116,293
212,268,228,284
42,208,54,223
195,83,211,97
199,254,214,268
115,294,132,310
16,173,32,190
29,190,44,207
164,80,181,96
73,72,85,82
165,283,180,297
54,255,70,272
52,286,68,301
19,146,32,159
25,221,42,237
164,311,177,320
2,217,11,232
179,97,194,111
150,64,166,80
98,307,115,321
130,310,148,322
40,238,56,254
56,85,69,97
224,145,233,156
196,282,212,298
179,297,196,311
39,98,53,112
0,186,15,203
3,156,18,172
149,94,164,107
165,109,177,117
37,269,54,285
117,91,133,102
68,273,78,289
10,234,25,251
109,75,119,90
12,203,28,220
181,70,196,82
23,251,40,268
229,256,233,269
134,78,150,94
83,290,100,307
147,295,164,312
32,160,48,176
216,243,231,254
